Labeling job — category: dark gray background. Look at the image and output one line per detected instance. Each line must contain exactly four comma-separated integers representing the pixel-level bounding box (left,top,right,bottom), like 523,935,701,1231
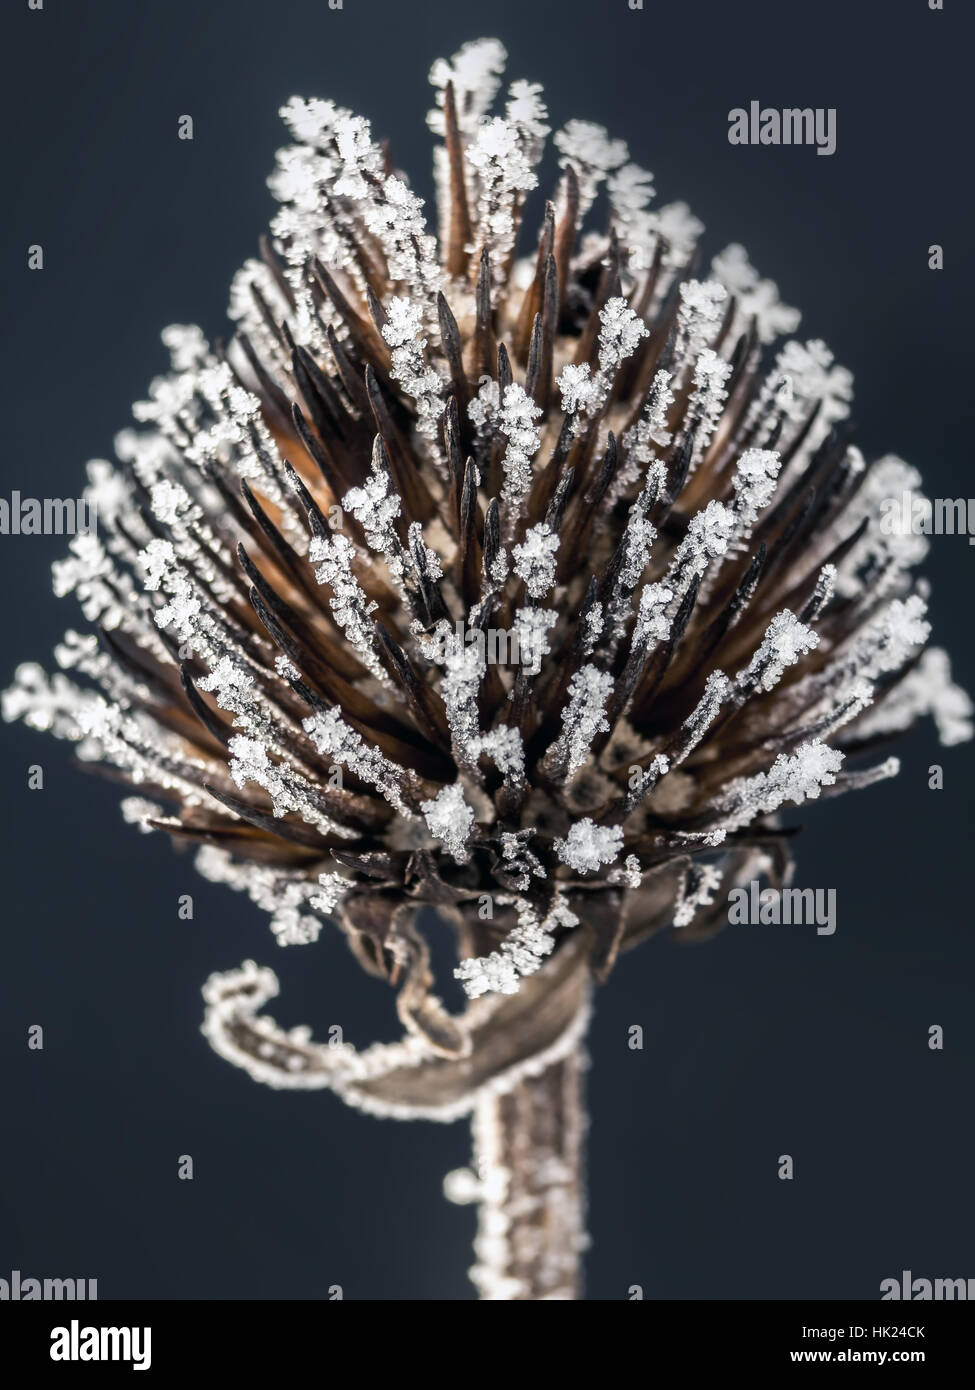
1,0,972,1300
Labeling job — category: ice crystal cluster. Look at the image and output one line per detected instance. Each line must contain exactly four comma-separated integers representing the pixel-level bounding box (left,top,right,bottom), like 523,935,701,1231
6,38,970,1117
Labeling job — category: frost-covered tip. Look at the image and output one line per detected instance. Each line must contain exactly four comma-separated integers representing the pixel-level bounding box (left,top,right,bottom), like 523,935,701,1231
769,339,853,429
673,863,722,928
454,894,578,999
721,741,845,832
342,449,401,556
546,665,614,780
852,648,973,748
308,530,385,683
738,610,818,694
557,299,650,429
654,201,704,270
554,120,628,215
676,280,728,357
839,454,931,584
616,476,661,595
557,362,597,418
195,845,329,948
607,162,657,271
733,448,781,527
850,595,931,682
512,523,559,599
597,298,649,377
689,349,732,446
506,80,550,144
427,38,508,137
555,819,624,875
436,622,486,762
381,297,445,436
513,606,557,676
468,117,539,278
302,705,414,813
710,243,800,344
120,796,164,834
498,383,543,524
617,384,673,502
633,582,674,647
670,500,737,590
420,783,476,862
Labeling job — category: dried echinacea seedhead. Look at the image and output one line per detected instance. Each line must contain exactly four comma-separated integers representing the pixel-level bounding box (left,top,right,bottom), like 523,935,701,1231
5,37,970,1299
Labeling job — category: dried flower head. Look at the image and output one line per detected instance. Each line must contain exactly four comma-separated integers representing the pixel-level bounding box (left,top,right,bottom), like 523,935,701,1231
5,37,970,1299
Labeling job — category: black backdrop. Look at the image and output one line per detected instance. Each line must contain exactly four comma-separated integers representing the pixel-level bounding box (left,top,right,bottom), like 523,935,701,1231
1,0,972,1300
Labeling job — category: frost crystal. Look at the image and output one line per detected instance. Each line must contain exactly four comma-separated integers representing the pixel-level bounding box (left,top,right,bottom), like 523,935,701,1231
853,595,932,680
608,854,643,889
835,453,931,587
755,339,854,456
474,724,525,780
617,476,660,592
562,299,651,427
617,380,673,501
646,201,702,271
119,797,164,833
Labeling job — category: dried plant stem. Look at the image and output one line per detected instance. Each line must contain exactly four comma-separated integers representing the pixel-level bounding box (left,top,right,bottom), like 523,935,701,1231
469,1028,589,1300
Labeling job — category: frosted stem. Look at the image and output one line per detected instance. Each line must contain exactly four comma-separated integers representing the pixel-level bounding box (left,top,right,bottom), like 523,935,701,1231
469,1028,589,1300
